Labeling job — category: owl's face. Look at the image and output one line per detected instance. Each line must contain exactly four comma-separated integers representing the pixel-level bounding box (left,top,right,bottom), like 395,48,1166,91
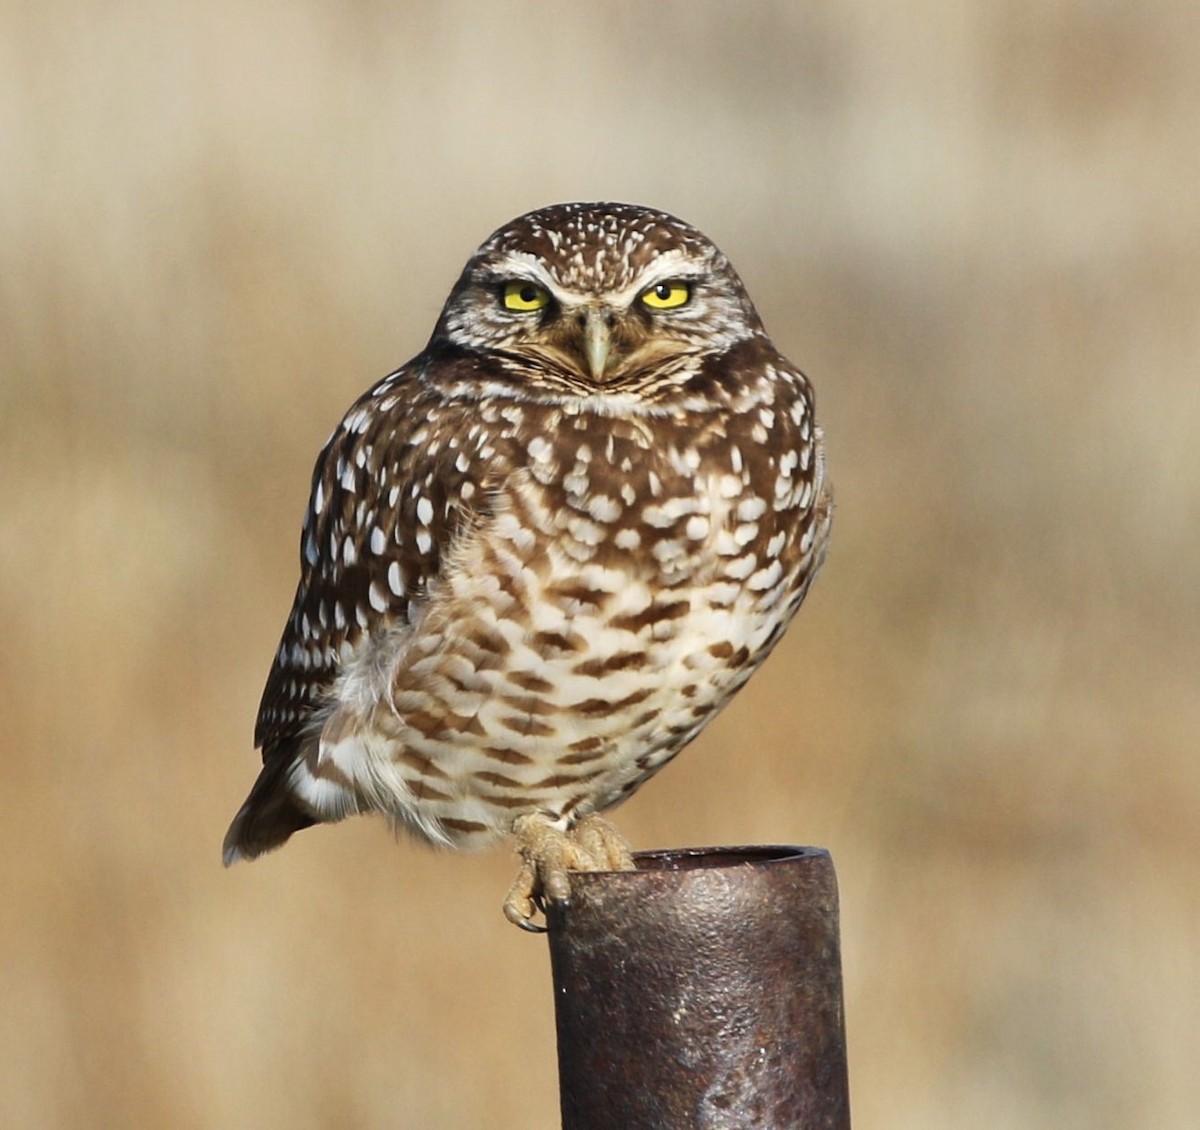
431,203,765,396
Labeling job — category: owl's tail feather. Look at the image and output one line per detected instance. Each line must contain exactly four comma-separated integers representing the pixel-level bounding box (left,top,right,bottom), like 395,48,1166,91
222,755,317,866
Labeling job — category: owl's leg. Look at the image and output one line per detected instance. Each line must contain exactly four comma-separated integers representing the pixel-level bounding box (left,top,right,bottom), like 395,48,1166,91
503,811,637,931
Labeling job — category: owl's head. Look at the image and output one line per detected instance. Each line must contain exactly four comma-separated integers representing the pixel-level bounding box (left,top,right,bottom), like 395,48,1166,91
431,203,765,395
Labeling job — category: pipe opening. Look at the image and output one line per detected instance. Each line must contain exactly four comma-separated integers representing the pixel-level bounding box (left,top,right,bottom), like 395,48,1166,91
632,844,822,872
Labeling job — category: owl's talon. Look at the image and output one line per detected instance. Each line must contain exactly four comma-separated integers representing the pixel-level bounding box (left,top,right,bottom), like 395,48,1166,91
514,912,548,934
541,869,573,907
503,857,540,929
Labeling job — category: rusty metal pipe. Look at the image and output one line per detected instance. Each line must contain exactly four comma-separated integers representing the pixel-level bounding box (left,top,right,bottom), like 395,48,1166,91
546,845,850,1129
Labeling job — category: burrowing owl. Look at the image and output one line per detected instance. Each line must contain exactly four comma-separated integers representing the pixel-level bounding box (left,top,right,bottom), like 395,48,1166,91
223,202,832,928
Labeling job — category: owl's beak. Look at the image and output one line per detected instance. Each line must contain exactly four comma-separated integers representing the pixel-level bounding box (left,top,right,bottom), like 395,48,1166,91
582,305,614,382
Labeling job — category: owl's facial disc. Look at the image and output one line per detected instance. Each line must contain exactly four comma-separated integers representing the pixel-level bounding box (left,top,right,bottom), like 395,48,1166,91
434,221,762,394
538,298,675,386
494,271,706,387
577,279,695,381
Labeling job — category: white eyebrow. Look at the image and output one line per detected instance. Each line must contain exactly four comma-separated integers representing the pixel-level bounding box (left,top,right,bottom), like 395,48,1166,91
484,249,708,306
484,251,557,284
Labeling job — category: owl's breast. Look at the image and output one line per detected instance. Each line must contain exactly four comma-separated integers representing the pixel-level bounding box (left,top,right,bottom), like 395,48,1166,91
307,396,827,848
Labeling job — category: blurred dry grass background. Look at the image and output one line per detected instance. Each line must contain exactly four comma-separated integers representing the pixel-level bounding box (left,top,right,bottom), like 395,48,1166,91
2,2,1197,1126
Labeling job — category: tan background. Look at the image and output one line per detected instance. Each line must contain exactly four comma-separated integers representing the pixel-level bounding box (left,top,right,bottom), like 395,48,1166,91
2,2,1197,1127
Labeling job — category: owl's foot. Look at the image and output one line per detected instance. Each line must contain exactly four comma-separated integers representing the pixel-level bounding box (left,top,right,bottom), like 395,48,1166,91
570,812,636,872
503,812,636,931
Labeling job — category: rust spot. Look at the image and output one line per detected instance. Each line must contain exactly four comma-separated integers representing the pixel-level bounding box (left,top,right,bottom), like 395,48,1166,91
708,641,735,659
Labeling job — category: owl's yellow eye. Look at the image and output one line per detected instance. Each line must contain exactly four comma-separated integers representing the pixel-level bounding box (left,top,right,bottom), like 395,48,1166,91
640,281,691,310
502,281,551,312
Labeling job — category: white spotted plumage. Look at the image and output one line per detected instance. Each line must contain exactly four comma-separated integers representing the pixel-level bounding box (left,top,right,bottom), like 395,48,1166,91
224,201,832,882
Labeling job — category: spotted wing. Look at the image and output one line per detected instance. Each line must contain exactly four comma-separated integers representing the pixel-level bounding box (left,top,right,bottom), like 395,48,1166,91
256,359,493,755
225,351,496,862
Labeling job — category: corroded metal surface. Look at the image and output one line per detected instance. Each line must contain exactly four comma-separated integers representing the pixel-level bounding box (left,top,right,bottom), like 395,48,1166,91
547,846,850,1129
